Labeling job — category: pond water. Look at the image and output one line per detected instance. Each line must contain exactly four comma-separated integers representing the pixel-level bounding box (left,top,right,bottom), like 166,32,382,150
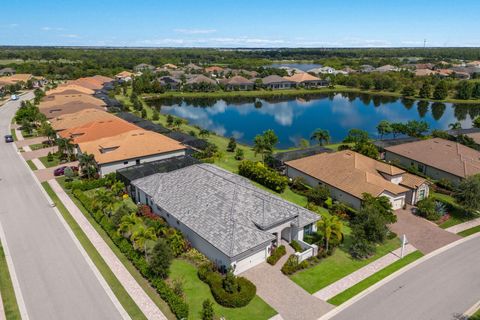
267,63,322,72
148,93,479,149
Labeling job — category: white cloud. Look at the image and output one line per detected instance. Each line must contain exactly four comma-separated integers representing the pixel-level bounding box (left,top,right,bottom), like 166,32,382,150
42,26,64,31
174,28,216,34
61,34,80,38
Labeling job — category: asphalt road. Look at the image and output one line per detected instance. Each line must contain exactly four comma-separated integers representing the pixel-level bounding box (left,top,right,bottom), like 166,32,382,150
331,235,480,320
0,93,123,319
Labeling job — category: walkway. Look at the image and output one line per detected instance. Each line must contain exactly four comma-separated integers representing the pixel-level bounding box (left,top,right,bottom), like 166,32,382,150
446,217,480,234
22,146,58,160
389,207,461,254
313,244,416,301
242,242,333,320
14,136,45,147
48,179,167,320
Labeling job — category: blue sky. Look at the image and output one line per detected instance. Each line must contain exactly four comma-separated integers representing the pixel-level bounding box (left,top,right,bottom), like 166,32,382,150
2,0,480,48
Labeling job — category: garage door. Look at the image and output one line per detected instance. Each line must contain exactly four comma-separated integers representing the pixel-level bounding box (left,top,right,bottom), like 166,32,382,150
392,198,404,210
234,248,267,274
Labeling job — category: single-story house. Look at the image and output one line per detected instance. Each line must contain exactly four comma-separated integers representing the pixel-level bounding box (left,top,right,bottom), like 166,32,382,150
162,63,178,70
221,76,254,91
360,65,375,73
385,138,480,185
115,71,135,82
272,145,333,171
261,75,296,90
285,150,429,210
184,75,217,91
204,66,225,74
283,72,328,88
415,69,436,77
46,84,95,96
0,68,16,76
134,63,156,72
159,76,181,90
185,63,202,71
65,76,110,91
375,65,400,73
58,118,139,144
77,129,186,176
38,94,107,119
131,164,320,274
50,109,118,132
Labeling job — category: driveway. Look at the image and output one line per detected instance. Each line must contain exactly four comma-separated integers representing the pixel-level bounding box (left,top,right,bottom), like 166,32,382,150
14,136,46,148
34,161,79,182
22,146,58,160
242,242,333,320
389,207,461,254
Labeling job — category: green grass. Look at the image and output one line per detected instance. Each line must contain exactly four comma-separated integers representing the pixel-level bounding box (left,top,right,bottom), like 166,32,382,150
431,192,474,229
56,177,176,320
41,181,149,320
327,251,424,305
458,225,480,237
0,243,22,320
29,143,45,151
169,260,276,320
10,129,17,142
39,154,61,168
290,237,401,294
26,160,37,171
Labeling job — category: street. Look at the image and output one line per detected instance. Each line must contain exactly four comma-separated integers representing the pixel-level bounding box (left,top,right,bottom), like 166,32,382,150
331,235,480,320
0,93,124,319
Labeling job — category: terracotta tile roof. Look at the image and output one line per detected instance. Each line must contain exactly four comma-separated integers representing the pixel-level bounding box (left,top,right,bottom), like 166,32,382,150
65,77,104,90
466,132,480,144
46,84,95,96
286,150,408,199
59,118,139,144
78,129,186,165
115,71,135,78
186,74,217,85
91,75,113,84
0,73,33,84
39,94,106,109
50,109,117,131
262,75,295,84
415,69,436,76
283,72,321,83
385,138,480,178
204,66,224,73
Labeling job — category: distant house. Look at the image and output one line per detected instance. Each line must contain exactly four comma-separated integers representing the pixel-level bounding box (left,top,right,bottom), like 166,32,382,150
231,69,258,78
385,138,480,185
261,75,296,90
185,75,217,91
131,164,320,274
0,68,16,76
285,150,429,210
360,65,375,73
185,63,202,71
415,69,436,77
375,65,399,73
115,71,135,82
415,63,434,70
283,72,327,88
308,67,335,74
162,63,178,70
134,63,156,72
436,69,454,77
204,66,224,75
221,76,254,91
159,76,181,90
77,129,186,176
65,76,111,91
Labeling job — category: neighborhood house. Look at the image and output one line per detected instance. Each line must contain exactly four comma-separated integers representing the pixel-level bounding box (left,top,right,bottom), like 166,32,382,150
131,164,320,274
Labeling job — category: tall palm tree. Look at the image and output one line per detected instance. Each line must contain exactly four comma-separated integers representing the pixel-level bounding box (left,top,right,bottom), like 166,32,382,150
56,137,75,160
310,129,331,146
131,225,157,259
78,153,97,179
317,215,343,252
117,213,141,238
92,189,116,216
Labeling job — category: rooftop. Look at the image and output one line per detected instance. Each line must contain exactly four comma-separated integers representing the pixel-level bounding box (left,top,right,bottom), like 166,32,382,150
46,84,95,96
284,72,320,83
50,109,117,131
132,164,319,258
262,75,294,84
59,118,139,144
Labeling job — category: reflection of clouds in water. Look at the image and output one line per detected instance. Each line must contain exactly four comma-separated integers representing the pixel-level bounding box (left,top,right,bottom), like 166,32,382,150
288,135,305,147
231,130,244,139
329,95,365,128
167,106,226,136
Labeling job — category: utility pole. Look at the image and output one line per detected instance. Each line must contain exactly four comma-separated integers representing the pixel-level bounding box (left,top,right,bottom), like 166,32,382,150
423,39,427,48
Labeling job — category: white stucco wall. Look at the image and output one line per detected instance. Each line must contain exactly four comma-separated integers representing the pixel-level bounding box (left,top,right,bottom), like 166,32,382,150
380,191,406,210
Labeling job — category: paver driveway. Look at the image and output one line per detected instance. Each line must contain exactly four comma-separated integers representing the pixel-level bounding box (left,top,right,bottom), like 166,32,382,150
389,207,461,254
22,146,58,160
34,161,79,182
241,243,333,320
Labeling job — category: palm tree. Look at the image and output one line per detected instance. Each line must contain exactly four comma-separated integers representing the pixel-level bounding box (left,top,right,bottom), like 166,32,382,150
92,189,116,216
448,122,462,130
310,129,331,146
78,153,97,179
317,215,343,252
131,225,157,259
39,122,56,146
198,128,210,138
56,137,75,161
117,213,141,238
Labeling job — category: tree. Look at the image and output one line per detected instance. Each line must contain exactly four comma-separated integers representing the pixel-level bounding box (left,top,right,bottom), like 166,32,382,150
472,82,480,99
166,114,174,126
362,193,397,224
317,215,343,252
56,137,75,160
226,137,237,152
152,109,160,121
401,84,416,97
391,122,407,139
343,128,369,144
418,82,432,98
311,128,331,146
404,120,429,138
433,80,449,100
306,185,330,205
299,138,310,149
117,213,141,238
448,122,462,130
149,239,173,279
201,299,215,320
376,120,392,140
38,121,56,145
456,80,473,100
416,197,440,221
199,129,210,138
64,167,74,182
131,225,158,259
253,129,278,162
454,175,480,214
353,142,380,159
473,117,480,129
111,181,125,196
78,153,97,179
234,148,244,160
92,189,116,216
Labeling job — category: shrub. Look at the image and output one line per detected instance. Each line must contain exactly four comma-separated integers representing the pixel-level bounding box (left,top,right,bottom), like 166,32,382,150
201,299,215,320
306,185,330,205
266,245,286,265
182,248,210,267
290,240,303,253
149,239,173,279
227,137,237,152
238,160,288,192
281,255,299,275
67,178,109,191
416,197,441,221
349,238,376,259
234,148,244,160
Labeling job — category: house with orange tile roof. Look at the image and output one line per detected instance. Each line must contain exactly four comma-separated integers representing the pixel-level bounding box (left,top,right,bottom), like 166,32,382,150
115,71,135,82
59,118,139,144
49,109,117,131
38,94,107,119
204,66,225,74
77,129,186,176
285,150,429,210
46,84,95,96
65,77,105,90
283,72,328,88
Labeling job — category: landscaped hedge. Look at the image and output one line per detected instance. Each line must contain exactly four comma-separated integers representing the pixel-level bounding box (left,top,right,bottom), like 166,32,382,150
238,160,288,193
73,188,189,319
281,254,322,275
266,245,286,265
290,240,303,253
66,178,109,191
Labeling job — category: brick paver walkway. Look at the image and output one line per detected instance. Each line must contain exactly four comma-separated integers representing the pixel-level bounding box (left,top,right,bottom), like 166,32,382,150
34,161,79,182
22,146,58,160
48,179,167,320
14,136,45,147
446,217,480,234
313,244,416,301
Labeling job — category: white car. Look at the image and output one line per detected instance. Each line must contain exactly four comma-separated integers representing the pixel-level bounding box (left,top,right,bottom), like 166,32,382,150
10,94,18,101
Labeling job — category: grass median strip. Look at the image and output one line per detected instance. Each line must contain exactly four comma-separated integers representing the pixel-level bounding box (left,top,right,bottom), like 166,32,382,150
0,243,21,320
41,182,148,320
458,225,480,237
26,160,37,171
327,251,424,306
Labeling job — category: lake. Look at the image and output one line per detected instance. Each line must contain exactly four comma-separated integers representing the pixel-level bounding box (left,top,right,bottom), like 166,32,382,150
268,63,322,72
148,93,479,149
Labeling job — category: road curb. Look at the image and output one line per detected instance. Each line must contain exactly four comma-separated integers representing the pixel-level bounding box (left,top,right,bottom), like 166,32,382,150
318,232,480,320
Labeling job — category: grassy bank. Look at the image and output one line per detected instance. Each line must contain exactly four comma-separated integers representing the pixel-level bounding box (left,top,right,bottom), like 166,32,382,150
327,251,424,305
26,160,37,171
41,181,150,320
458,225,480,237
0,243,21,320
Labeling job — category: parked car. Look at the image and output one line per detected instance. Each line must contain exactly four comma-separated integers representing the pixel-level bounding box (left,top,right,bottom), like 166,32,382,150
10,95,18,101
53,166,79,176
4,135,14,143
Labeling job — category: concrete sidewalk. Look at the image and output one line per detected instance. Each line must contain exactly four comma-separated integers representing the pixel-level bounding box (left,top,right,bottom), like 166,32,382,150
446,217,480,234
47,179,167,320
314,244,416,301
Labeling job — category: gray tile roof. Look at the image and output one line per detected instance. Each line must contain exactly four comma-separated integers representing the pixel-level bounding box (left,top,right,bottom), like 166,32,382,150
262,75,295,84
132,164,319,258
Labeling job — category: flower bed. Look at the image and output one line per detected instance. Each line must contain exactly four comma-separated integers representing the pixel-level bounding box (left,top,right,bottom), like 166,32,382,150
266,245,286,265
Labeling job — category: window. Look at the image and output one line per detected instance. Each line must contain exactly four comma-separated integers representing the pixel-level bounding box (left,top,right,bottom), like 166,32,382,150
304,224,313,235
417,163,424,172
418,189,426,200
136,159,141,165
176,220,180,225
123,161,128,165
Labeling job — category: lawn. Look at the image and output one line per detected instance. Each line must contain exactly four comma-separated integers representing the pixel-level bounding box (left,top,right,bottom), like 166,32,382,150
29,143,45,151
431,192,473,229
327,251,424,305
26,160,38,171
290,236,401,294
169,259,276,320
10,129,17,141
39,153,61,168
42,181,149,320
458,225,480,237
0,243,21,320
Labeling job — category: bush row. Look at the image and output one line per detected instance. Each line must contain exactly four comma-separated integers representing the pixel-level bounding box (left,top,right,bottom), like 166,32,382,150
66,178,109,191
73,189,189,319
238,160,288,193
266,245,286,265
